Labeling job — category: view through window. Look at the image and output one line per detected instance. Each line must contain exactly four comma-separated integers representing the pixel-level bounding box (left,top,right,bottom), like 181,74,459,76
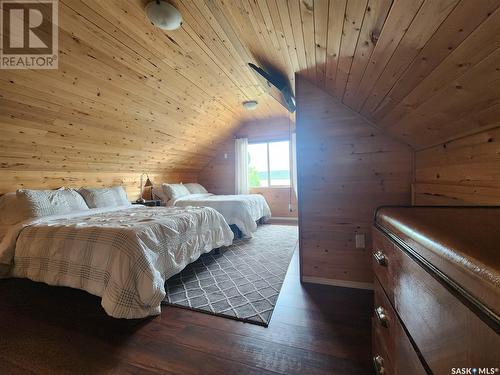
248,140,290,188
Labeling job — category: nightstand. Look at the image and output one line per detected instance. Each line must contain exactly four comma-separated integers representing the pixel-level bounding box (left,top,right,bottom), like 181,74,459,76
132,199,161,207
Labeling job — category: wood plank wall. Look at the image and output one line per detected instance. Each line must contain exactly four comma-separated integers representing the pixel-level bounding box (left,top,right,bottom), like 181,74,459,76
414,126,500,205
0,83,199,198
0,171,197,201
198,117,298,218
198,139,236,196
296,75,412,289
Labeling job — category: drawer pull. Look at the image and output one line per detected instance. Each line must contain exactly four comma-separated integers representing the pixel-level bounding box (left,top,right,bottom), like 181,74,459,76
375,306,389,327
373,355,386,375
373,250,387,266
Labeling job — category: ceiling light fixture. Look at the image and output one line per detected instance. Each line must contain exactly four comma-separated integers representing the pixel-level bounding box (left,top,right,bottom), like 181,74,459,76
145,1,183,31
242,100,258,110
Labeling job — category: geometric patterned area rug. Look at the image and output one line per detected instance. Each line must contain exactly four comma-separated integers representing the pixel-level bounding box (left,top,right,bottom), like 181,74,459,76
162,225,298,326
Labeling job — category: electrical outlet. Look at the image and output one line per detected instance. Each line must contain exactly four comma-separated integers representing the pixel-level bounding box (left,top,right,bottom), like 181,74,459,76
355,233,365,249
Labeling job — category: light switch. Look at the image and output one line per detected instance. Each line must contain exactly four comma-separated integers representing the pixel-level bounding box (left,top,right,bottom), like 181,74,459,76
355,233,365,249
224,153,228,159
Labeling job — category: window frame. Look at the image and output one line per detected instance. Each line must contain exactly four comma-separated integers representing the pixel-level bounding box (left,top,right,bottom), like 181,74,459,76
248,138,291,189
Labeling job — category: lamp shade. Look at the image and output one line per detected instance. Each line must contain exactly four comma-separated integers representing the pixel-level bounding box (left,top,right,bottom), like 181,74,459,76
145,1,183,31
242,100,258,110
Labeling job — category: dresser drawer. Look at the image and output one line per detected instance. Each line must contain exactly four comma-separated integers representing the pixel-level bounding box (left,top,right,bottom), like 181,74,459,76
374,226,500,374
373,278,427,375
372,228,398,303
373,277,396,358
373,320,394,375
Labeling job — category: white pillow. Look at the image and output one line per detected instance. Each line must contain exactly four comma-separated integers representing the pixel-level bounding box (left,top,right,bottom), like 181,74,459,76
162,183,190,201
78,186,130,208
64,189,90,211
0,192,31,225
16,188,89,219
184,183,208,194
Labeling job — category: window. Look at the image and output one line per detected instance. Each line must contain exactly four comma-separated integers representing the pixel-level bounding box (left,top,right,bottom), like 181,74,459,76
248,140,290,188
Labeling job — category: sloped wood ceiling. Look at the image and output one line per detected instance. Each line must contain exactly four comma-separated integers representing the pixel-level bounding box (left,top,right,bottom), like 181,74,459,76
0,0,293,194
2,0,500,193
277,0,500,150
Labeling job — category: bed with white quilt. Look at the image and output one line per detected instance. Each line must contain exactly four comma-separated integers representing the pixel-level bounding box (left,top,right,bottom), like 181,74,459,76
153,183,272,237
0,186,233,319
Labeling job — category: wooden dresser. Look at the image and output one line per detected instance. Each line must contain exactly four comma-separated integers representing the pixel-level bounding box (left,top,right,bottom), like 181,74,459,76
372,207,500,375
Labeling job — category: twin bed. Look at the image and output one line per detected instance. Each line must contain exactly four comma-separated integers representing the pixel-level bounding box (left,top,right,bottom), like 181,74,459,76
153,183,271,237
0,184,270,318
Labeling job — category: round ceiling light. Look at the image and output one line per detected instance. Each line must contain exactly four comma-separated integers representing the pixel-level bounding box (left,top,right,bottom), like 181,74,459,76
242,100,258,110
145,1,183,31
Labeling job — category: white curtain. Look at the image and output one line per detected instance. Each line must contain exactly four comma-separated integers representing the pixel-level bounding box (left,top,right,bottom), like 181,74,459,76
235,137,249,195
291,132,298,198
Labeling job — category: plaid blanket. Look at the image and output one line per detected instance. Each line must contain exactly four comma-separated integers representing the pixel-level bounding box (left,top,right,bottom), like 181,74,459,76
9,206,233,318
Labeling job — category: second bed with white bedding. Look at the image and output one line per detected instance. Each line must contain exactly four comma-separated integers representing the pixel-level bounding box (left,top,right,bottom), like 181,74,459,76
1,205,233,319
170,193,271,237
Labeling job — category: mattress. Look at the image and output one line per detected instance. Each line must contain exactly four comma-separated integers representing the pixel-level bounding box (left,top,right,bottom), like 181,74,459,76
1,205,233,318
171,193,272,237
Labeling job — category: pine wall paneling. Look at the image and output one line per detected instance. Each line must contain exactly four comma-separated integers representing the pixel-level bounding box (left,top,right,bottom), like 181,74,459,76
197,139,236,196
414,127,500,205
0,171,197,201
296,75,412,289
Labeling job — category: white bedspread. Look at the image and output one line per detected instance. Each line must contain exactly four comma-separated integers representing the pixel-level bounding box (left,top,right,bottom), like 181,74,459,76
0,205,233,318
171,193,271,237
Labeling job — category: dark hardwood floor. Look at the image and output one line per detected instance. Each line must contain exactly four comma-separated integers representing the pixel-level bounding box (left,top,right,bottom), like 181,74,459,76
0,249,373,374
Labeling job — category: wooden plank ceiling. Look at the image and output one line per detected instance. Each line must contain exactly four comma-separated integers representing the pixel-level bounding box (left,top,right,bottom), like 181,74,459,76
2,0,500,182
277,0,500,150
